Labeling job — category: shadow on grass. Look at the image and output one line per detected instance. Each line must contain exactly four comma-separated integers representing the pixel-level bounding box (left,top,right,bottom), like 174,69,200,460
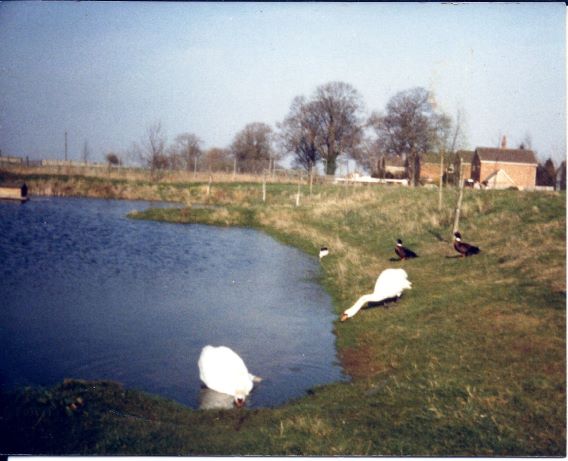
365,295,402,310
428,229,449,243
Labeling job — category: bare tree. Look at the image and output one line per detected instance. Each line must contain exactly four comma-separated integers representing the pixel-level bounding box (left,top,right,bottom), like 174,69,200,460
230,122,274,174
277,96,320,175
311,82,365,175
431,110,452,208
82,140,91,164
356,112,390,177
279,82,364,176
105,152,121,166
105,152,121,174
136,122,168,179
444,109,466,154
201,147,233,172
370,87,451,186
358,138,382,177
171,133,203,173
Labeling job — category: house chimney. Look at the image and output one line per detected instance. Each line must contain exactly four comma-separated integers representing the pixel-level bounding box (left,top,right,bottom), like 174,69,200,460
500,135,507,149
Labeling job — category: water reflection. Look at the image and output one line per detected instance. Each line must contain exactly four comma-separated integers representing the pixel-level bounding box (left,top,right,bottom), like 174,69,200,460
198,388,236,410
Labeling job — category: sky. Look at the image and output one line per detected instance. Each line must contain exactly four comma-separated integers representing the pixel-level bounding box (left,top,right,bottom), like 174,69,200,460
0,2,565,166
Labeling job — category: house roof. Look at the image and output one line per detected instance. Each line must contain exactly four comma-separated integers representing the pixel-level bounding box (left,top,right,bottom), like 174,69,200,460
475,147,538,165
454,150,475,163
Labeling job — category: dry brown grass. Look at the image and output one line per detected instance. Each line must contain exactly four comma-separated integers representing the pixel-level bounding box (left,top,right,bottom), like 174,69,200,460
5,164,305,185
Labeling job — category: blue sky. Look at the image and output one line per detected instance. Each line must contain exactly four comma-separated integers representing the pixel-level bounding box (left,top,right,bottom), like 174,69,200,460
0,2,565,165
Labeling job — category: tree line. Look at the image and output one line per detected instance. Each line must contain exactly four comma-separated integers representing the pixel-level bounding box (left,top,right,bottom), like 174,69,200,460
105,80,563,188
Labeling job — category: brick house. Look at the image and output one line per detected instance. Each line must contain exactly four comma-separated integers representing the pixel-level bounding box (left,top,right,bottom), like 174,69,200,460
419,152,443,184
420,161,439,183
471,147,538,190
453,150,474,183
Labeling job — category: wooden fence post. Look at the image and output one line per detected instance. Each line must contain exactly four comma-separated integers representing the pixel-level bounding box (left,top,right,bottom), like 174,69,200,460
452,162,465,235
438,148,445,211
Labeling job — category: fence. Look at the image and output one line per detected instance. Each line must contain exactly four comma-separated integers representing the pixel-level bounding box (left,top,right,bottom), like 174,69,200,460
0,156,316,185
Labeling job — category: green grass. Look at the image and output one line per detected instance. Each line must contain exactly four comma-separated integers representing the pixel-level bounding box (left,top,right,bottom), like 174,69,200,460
0,173,565,455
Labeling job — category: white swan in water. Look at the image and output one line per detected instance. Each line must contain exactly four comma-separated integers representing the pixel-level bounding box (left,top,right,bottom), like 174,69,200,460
198,345,261,407
340,268,412,321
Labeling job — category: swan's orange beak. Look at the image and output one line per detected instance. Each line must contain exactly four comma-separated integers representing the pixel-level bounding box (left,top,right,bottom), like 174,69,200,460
340,313,349,322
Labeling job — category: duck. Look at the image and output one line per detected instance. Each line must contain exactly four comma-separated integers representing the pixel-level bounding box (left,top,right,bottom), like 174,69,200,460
198,345,262,407
319,247,329,259
340,268,412,321
453,231,480,257
395,239,418,260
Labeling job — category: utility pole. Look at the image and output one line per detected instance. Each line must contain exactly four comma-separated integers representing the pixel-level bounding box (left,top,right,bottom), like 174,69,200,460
64,131,68,161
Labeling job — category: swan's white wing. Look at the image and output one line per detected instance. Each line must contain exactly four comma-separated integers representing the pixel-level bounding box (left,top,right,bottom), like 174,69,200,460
198,345,254,397
373,268,412,300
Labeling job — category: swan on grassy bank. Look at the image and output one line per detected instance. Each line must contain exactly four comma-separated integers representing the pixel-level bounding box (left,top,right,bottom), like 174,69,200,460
340,268,412,321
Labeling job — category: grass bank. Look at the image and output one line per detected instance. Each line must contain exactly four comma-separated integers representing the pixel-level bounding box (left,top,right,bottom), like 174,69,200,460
1,170,565,455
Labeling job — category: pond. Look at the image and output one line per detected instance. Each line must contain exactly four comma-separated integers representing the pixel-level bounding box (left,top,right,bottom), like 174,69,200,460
0,197,345,408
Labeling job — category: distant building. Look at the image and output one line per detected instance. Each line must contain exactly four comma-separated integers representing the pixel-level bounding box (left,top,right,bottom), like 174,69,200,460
419,152,457,184
452,150,474,184
471,147,538,190
375,155,406,179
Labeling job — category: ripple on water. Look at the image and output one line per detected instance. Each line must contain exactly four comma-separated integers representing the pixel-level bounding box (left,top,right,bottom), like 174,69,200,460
0,197,346,408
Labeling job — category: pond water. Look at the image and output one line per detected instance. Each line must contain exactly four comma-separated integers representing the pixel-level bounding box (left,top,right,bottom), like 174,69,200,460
0,197,345,408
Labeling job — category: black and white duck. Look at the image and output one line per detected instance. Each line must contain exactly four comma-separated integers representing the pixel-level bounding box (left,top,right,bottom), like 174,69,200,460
453,232,480,257
395,239,418,260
